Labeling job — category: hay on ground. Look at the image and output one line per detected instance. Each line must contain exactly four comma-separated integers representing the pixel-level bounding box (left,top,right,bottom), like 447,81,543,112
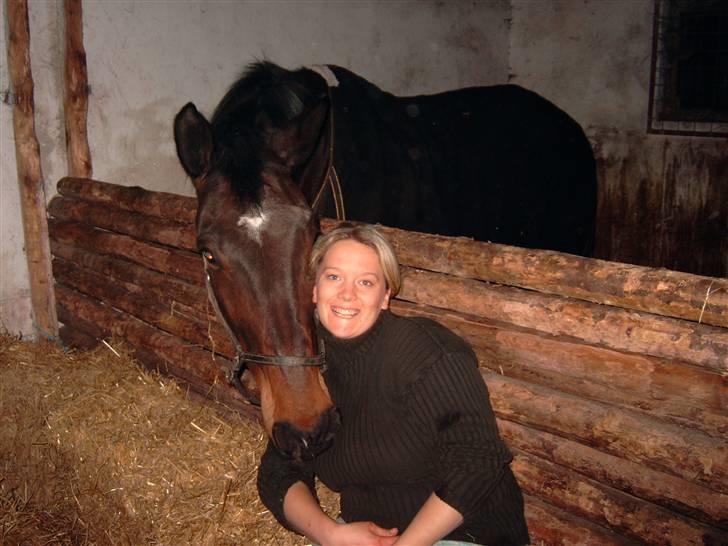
0,334,338,545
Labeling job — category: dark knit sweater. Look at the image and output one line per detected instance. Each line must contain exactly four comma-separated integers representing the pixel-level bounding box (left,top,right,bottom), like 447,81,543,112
257,310,529,545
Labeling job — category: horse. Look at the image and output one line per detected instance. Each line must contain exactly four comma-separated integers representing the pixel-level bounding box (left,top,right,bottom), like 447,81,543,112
174,61,597,461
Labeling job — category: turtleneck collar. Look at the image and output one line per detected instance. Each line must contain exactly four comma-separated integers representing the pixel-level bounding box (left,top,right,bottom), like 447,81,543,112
317,309,390,362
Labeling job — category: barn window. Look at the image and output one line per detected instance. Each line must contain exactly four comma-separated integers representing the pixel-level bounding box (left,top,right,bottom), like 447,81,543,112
648,0,728,136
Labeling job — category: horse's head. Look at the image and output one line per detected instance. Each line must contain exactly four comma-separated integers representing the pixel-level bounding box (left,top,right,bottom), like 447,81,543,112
173,62,337,461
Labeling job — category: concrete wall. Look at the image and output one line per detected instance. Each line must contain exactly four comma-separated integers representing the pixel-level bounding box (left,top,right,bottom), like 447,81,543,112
509,0,653,131
509,0,727,277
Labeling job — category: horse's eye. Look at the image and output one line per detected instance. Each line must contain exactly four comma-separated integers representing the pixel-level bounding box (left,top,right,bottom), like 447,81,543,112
201,250,216,265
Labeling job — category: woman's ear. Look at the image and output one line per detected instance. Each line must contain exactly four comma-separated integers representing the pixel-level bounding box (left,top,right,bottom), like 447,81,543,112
381,289,391,310
312,284,318,304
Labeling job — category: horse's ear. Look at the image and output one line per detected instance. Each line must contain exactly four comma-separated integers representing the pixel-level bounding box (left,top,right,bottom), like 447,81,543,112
174,102,213,187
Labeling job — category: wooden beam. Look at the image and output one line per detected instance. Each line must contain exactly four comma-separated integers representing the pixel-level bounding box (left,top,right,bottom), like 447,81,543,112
499,420,726,529
392,301,726,439
48,194,196,250
53,178,727,332
523,495,640,546
486,374,727,494
54,284,258,417
52,256,234,356
398,267,727,372
513,450,725,545
48,219,202,284
322,219,728,330
63,0,92,177
45,208,727,372
6,0,58,339
50,242,208,312
57,176,196,223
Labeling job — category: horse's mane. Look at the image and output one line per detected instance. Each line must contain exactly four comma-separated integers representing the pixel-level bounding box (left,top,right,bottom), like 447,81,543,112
210,61,324,201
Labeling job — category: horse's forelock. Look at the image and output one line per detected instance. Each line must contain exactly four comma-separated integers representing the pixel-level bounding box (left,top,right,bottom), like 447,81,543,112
207,61,325,203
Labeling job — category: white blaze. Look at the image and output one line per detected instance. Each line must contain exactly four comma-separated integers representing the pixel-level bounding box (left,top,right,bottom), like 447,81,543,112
237,212,268,244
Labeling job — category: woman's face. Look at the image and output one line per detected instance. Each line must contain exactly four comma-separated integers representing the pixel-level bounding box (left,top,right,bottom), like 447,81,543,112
313,239,390,339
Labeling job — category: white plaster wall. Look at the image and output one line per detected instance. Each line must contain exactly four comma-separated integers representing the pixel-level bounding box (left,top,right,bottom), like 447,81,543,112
1,0,509,337
83,0,509,194
509,0,654,131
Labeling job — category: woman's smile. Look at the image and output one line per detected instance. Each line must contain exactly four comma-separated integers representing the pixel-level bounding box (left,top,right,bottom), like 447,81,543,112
313,239,390,339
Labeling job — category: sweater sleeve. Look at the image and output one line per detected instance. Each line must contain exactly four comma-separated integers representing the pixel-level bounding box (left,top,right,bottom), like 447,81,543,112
405,349,512,519
256,440,317,532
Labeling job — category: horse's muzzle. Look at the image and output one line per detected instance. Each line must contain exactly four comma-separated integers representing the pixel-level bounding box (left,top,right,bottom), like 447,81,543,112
271,405,341,462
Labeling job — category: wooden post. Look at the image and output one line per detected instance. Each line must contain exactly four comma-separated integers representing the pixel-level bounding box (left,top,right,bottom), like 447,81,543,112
5,0,58,339
63,0,92,177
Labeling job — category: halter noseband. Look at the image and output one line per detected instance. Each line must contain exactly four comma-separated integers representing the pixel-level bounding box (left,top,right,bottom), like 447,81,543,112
204,261,326,401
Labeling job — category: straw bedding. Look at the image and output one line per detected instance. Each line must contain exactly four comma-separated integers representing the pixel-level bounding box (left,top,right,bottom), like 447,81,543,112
0,334,338,545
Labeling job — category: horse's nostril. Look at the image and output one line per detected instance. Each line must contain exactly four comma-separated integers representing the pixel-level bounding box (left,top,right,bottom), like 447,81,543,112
271,410,340,462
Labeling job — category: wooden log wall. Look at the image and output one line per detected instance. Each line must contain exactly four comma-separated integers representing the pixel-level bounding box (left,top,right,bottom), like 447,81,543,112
48,177,727,545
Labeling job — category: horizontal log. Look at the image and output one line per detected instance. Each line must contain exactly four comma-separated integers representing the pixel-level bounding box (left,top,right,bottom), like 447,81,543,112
56,301,260,409
485,373,727,495
323,218,728,329
392,301,726,439
398,268,727,373
48,194,196,251
499,420,727,529
54,283,255,414
49,232,726,432
48,216,726,373
51,252,724,438
57,176,196,224
523,494,640,546
51,242,208,313
55,178,728,329
513,450,725,545
58,324,99,350
49,219,202,284
52,257,234,357
53,241,722,437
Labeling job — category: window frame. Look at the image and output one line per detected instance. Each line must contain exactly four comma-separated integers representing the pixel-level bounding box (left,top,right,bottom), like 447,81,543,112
647,0,728,137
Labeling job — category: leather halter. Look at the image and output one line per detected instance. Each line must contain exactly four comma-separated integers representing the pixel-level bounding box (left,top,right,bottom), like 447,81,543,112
311,85,346,221
204,79,343,400
204,259,326,400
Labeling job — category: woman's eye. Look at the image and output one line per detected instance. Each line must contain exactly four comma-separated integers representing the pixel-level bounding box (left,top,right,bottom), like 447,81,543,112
326,273,339,281
360,279,374,287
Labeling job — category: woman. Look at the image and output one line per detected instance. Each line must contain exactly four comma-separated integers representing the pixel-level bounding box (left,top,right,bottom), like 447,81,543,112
257,224,529,546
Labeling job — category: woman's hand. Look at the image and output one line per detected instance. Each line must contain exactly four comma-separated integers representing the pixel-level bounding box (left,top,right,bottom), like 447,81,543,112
322,520,399,546
392,493,463,545
283,482,398,545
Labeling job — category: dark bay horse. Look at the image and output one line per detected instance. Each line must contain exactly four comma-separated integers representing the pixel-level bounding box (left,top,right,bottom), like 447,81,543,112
174,61,596,460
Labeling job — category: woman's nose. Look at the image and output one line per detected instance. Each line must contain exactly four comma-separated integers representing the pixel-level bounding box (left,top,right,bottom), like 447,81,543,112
339,281,355,300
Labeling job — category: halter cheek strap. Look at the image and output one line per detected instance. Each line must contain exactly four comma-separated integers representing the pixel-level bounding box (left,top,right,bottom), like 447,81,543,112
203,259,326,400
310,82,346,221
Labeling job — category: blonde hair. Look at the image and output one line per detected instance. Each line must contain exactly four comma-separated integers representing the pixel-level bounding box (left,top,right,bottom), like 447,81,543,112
309,223,402,297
